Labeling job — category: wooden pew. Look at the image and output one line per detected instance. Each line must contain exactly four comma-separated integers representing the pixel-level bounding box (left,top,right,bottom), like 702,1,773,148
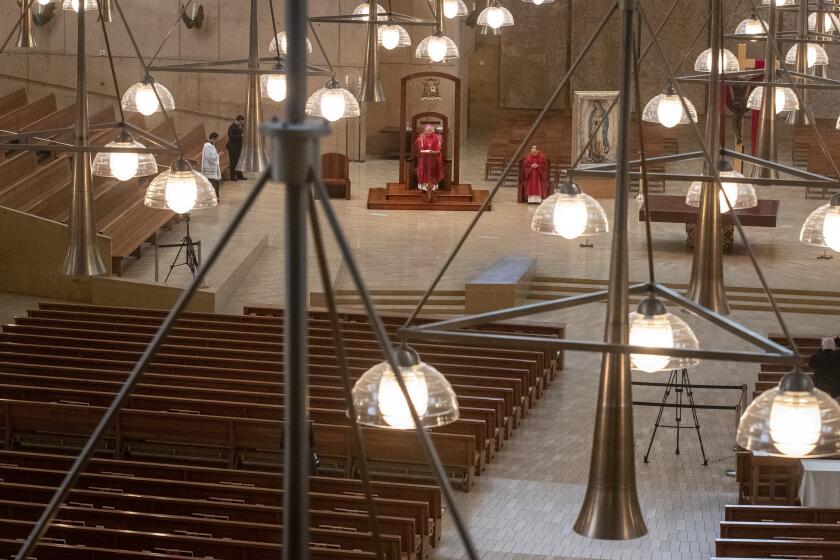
725,504,840,523
720,520,840,540
0,94,57,132
0,152,38,191
0,89,27,117
715,537,840,558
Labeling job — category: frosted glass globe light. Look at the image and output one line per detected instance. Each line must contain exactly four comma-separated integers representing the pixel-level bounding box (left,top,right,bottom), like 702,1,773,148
769,393,822,456
443,0,459,18
532,0,545,4
135,85,160,116
552,196,588,239
110,151,139,182
426,36,448,62
629,311,674,373
657,96,684,128
164,174,199,215
719,180,740,213
823,206,840,251
486,6,505,29
378,368,430,429
320,89,347,122
265,74,287,102
38,0,52,5
380,26,401,50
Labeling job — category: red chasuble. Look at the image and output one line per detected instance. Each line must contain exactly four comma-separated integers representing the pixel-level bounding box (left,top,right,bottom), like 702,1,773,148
415,132,445,187
523,152,547,199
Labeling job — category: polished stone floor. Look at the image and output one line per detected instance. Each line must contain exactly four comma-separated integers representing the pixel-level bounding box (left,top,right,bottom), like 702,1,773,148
1,126,837,560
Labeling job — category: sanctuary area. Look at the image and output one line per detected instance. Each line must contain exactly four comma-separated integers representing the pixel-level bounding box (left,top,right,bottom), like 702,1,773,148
1,0,840,559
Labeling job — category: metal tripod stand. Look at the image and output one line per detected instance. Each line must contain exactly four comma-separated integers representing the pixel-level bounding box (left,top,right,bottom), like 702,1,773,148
158,213,202,283
643,368,708,466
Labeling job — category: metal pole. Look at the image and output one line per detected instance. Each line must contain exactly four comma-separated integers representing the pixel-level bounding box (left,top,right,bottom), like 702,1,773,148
687,0,728,314
15,0,35,49
60,6,107,277
573,0,647,540
752,0,778,179
282,0,311,556
786,0,810,125
238,0,268,173
359,3,385,102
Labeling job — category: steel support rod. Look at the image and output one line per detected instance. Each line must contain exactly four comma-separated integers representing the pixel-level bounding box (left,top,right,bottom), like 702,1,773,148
687,0,728,314
13,168,273,560
753,0,778,178
239,0,268,173
573,0,646,540
282,0,310,556
786,0,810,125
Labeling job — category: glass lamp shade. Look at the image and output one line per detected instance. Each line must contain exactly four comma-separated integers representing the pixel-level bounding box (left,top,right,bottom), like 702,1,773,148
92,133,158,181
785,43,830,68
477,3,515,29
268,32,312,55
260,73,287,102
746,86,799,114
531,182,609,239
628,297,699,373
352,351,459,430
686,164,758,213
431,0,469,18
737,374,840,457
761,0,795,5
523,0,556,4
378,25,411,50
37,0,53,5
694,48,741,73
800,197,840,251
144,159,217,215
415,33,459,63
735,16,765,35
642,92,698,128
122,80,176,117
62,0,98,10
809,12,838,33
305,79,360,122
353,2,388,20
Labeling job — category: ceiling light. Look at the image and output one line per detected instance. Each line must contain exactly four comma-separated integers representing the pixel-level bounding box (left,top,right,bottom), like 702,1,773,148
352,346,459,430
260,70,287,102
737,369,840,457
437,0,469,18
809,12,837,33
642,86,698,128
746,85,799,115
122,77,176,117
62,0,98,10
352,2,388,20
800,193,840,252
305,78,360,122
785,43,830,68
694,48,741,73
477,1,514,29
92,131,157,181
686,160,757,213
378,25,411,50
531,180,609,240
628,296,700,373
735,15,764,35
415,31,459,63
145,159,217,214
268,31,313,55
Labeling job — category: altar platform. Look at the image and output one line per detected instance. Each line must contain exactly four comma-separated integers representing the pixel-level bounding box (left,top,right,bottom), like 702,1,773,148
367,183,491,211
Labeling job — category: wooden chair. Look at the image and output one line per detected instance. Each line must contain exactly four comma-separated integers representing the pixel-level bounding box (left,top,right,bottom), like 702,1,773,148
738,451,802,505
320,153,351,199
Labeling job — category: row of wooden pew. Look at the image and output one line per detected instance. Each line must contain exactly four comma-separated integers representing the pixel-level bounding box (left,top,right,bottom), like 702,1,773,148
0,302,564,559
0,87,230,275
714,504,840,558
792,118,840,198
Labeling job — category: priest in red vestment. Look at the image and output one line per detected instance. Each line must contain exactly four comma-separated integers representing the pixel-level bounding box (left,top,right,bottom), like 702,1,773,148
522,145,548,203
416,124,445,197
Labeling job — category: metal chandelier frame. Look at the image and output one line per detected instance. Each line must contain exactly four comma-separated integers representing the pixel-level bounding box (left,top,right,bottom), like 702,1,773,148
1,0,818,557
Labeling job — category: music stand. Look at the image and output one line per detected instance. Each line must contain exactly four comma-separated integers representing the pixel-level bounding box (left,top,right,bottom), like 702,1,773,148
643,368,708,466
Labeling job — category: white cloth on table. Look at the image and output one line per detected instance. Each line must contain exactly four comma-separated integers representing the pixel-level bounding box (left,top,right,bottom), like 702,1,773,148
201,141,221,179
799,459,840,506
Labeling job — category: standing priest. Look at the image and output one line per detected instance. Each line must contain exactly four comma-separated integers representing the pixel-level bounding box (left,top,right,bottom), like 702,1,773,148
226,115,245,181
416,124,445,201
522,145,548,203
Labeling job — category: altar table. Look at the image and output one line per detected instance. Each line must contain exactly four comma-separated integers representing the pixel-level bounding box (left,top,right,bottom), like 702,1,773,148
799,459,840,507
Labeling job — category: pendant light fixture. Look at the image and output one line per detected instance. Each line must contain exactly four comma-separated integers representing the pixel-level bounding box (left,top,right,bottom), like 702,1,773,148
260,69,287,102
785,43,829,68
416,31,459,63
642,85,698,128
800,193,840,252
628,296,700,373
352,346,459,430
746,85,799,114
378,25,411,49
686,160,757,213
531,180,609,240
523,0,555,4
737,368,840,457
122,76,176,116
430,0,469,18
761,0,795,4
694,47,741,73
144,158,217,215
352,2,387,20
268,31,313,55
477,0,514,30
735,13,765,36
809,12,838,33
305,78,361,122
62,0,98,11
92,130,158,181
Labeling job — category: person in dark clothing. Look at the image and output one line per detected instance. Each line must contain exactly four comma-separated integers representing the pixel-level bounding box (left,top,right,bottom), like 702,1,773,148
808,337,840,398
227,115,245,181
